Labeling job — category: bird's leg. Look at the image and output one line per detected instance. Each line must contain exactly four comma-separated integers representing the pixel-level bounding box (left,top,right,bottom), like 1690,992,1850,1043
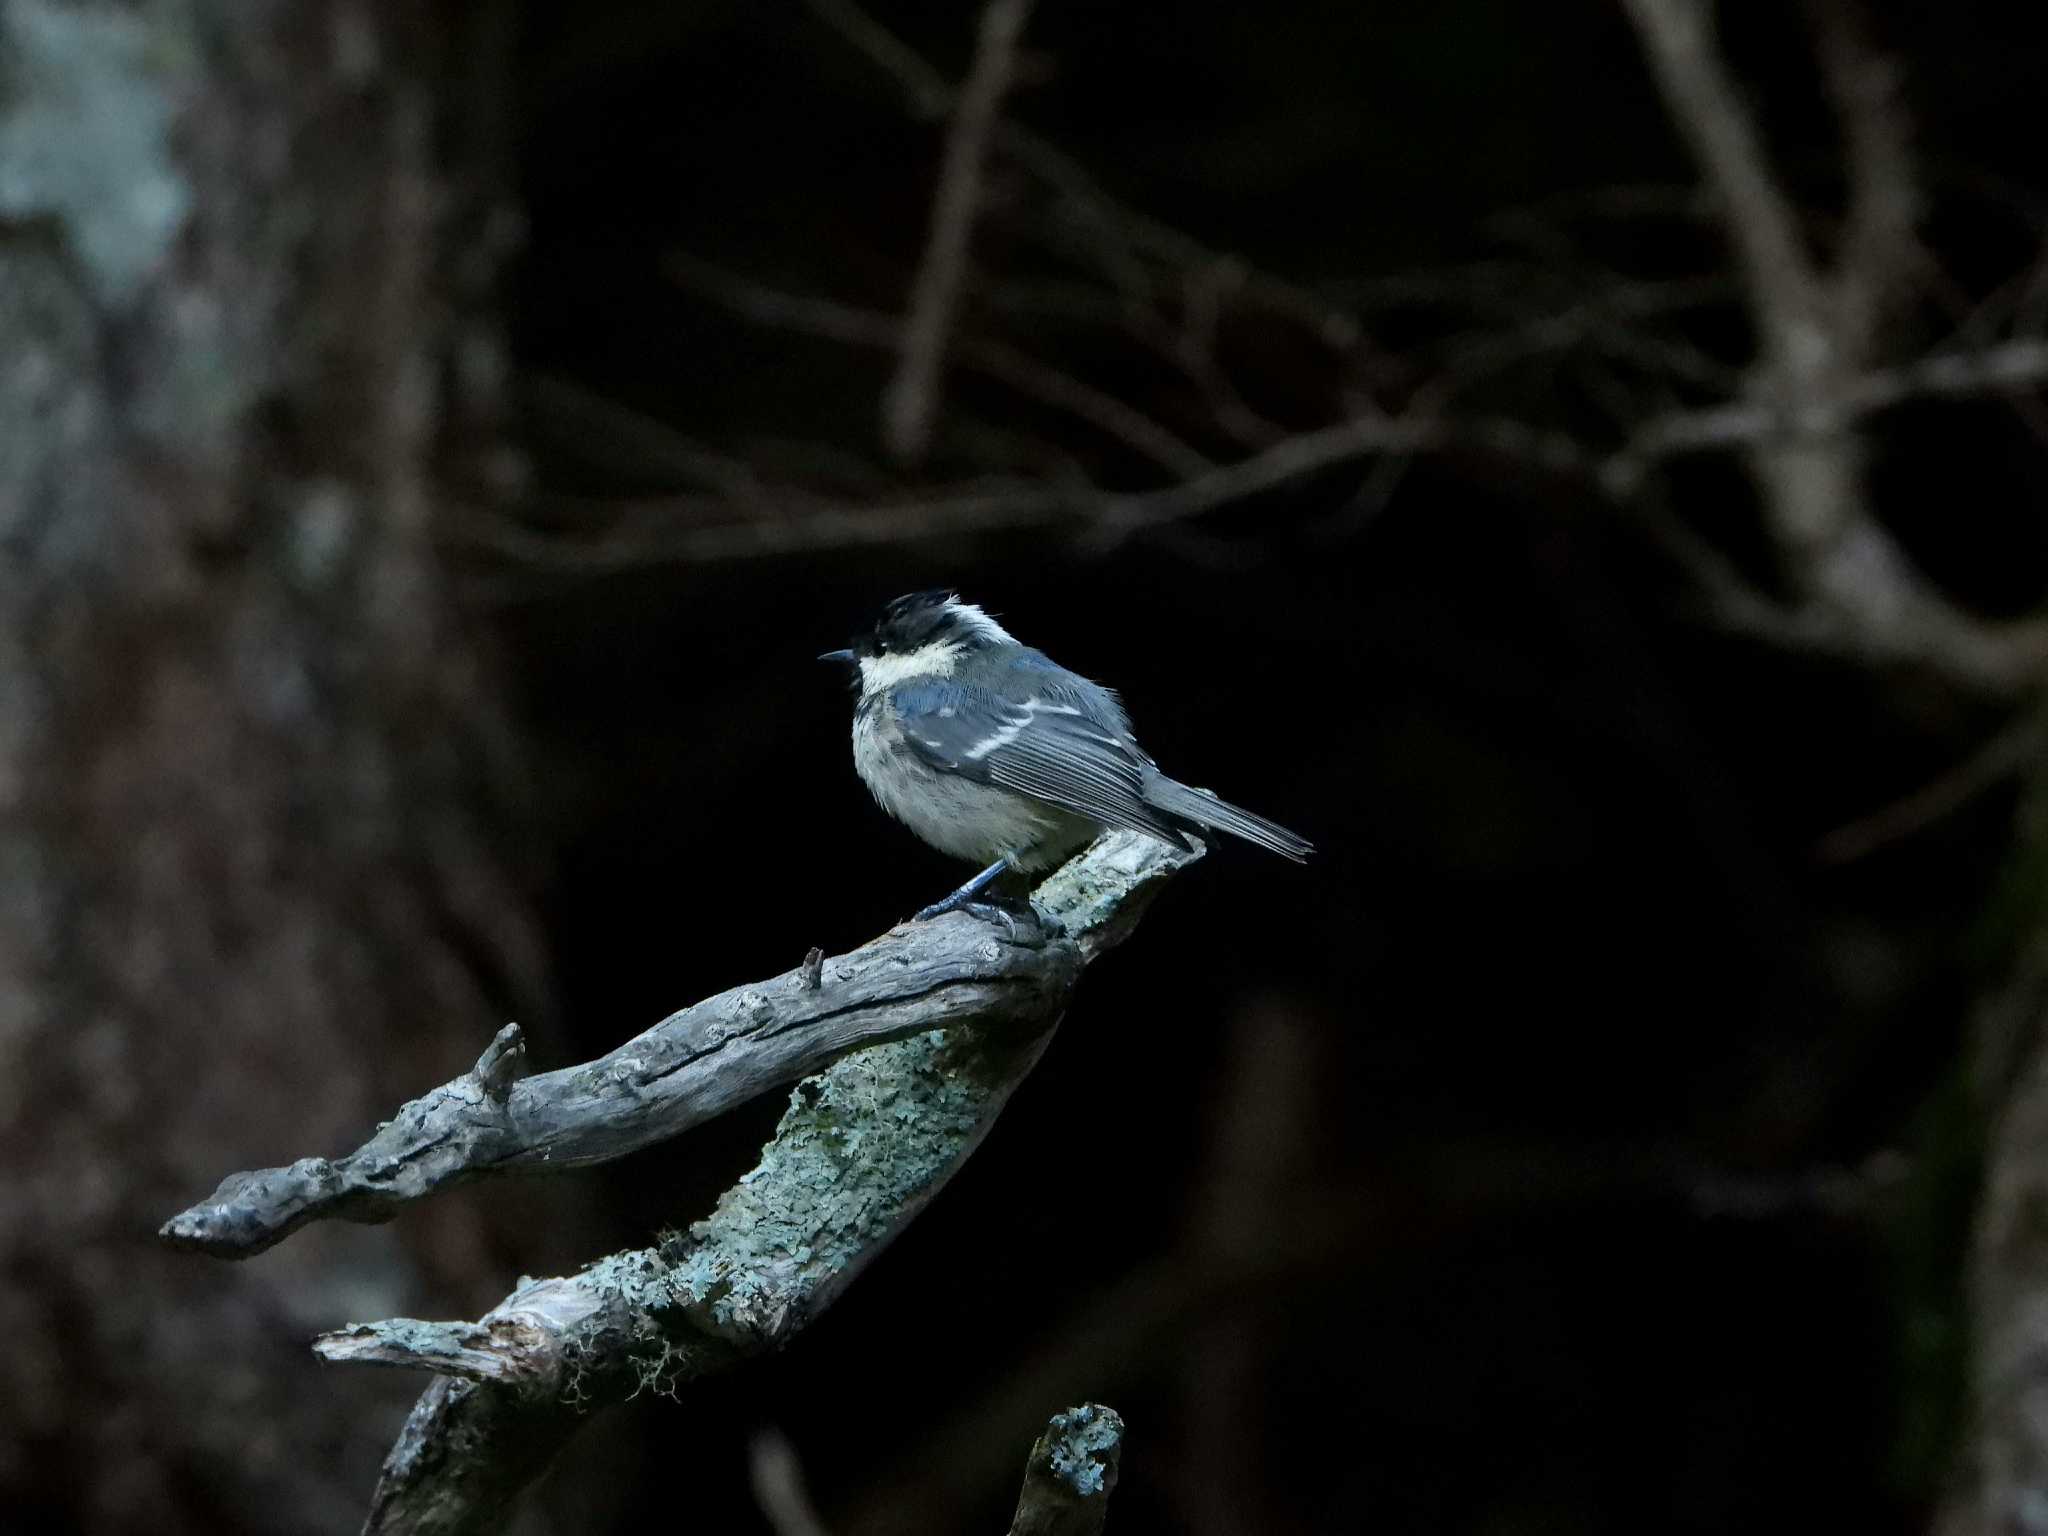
914,859,1015,923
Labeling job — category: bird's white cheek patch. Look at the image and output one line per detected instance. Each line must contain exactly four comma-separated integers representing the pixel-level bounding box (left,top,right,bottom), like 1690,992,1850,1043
858,642,959,695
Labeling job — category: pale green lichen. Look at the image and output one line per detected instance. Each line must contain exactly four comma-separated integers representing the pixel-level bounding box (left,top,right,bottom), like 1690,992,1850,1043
1039,1404,1124,1498
1032,832,1199,955
547,1021,1036,1396
661,1025,1023,1340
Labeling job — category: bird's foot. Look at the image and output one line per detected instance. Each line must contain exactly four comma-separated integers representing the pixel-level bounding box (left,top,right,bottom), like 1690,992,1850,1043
912,891,1044,943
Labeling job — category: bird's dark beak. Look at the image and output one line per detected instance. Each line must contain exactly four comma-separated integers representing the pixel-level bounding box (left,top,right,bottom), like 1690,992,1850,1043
817,649,857,666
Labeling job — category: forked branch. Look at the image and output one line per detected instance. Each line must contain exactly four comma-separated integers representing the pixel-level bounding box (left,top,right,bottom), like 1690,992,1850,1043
163,834,1193,1535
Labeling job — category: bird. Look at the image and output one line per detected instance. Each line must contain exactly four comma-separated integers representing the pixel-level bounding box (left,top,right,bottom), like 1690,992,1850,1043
821,590,1311,923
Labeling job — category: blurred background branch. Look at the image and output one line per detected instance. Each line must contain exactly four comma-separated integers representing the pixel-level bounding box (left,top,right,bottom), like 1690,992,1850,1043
880,0,1037,465
748,1406,1123,1536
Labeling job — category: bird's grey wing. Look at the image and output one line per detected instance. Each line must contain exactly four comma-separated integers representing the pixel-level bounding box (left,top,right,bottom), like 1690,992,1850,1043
889,680,1186,843
1004,647,1139,739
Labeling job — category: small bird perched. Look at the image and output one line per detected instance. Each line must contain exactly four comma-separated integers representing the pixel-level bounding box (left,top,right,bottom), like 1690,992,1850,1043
822,591,1311,922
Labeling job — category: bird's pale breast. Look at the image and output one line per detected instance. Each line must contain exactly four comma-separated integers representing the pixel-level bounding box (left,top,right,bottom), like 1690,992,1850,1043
852,694,1092,869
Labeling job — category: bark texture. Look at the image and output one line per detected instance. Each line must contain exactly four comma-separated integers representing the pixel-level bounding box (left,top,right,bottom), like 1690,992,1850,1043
0,3,537,1530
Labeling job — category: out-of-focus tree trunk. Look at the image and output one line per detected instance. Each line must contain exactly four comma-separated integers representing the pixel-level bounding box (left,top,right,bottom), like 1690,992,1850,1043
1953,774,2048,1536
0,3,538,1530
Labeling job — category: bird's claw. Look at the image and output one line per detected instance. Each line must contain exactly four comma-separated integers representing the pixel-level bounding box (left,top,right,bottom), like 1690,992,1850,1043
911,896,1040,942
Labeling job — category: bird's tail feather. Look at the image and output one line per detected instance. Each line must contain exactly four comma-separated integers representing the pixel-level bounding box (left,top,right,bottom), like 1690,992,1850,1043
1143,775,1313,862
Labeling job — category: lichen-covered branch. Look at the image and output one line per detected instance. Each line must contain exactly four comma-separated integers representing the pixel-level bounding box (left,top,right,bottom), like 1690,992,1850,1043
260,833,1186,1535
1007,1405,1124,1536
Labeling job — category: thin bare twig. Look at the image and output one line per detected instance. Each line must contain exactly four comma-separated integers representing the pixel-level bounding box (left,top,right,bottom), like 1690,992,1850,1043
520,374,773,501
1804,0,1918,362
1815,706,2048,865
672,258,1214,477
882,0,1036,465
1607,336,2048,483
807,0,1356,347
1621,0,1828,367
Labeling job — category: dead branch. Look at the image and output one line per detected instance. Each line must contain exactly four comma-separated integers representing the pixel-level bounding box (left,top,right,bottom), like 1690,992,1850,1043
167,833,1191,1534
161,914,1077,1258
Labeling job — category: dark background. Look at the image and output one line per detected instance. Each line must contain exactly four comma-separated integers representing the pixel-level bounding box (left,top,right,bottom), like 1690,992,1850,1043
473,3,2042,1531
8,1,2048,1532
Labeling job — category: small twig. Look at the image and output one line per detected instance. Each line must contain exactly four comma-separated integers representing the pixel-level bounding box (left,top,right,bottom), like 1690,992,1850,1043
750,1428,835,1536
457,478,1087,569
671,259,1213,476
881,0,1036,465
1082,411,1595,551
521,374,774,501
1814,705,2048,865
1435,273,1740,395
1008,1405,1124,1536
805,0,952,116
1690,1150,1911,1219
473,1022,526,1103
1607,336,2048,485
806,0,1356,347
